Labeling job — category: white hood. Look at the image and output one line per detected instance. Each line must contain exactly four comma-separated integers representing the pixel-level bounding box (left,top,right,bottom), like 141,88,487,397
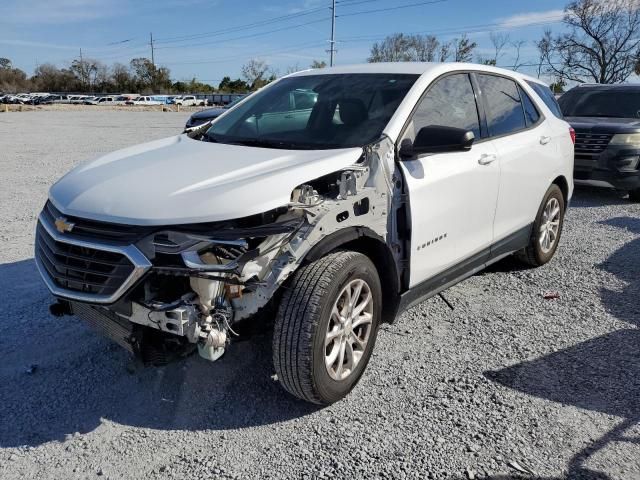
49,135,363,226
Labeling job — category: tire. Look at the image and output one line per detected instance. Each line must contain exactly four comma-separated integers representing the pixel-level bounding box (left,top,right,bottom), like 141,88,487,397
628,188,640,203
516,184,565,267
272,250,382,404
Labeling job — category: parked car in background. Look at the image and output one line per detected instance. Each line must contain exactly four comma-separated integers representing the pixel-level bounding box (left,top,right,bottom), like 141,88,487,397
37,63,574,405
70,96,90,104
126,96,163,106
174,95,204,106
94,96,116,105
184,94,248,129
558,84,640,202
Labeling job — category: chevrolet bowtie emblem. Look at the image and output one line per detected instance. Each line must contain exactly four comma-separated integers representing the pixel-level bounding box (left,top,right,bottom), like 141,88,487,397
54,216,75,233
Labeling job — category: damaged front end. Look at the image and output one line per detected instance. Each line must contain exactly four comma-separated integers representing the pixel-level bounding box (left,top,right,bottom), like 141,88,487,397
37,136,403,365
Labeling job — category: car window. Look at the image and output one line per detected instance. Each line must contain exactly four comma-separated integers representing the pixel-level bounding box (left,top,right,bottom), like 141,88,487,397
208,73,418,149
478,74,526,137
519,86,540,127
558,88,640,118
293,89,317,110
409,73,481,140
526,81,563,118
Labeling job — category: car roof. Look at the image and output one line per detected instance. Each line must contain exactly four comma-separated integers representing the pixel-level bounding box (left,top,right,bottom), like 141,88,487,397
287,62,544,85
569,83,640,92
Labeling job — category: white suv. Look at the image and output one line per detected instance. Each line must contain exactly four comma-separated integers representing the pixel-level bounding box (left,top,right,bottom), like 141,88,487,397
36,63,574,404
174,95,204,106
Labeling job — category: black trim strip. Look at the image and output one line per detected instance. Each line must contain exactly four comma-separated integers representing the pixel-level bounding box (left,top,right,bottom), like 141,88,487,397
396,223,532,315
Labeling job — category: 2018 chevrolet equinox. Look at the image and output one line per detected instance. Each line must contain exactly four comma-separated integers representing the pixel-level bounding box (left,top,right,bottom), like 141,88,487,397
36,63,574,404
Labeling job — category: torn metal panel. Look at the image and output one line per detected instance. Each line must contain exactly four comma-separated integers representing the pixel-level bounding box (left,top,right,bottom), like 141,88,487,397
231,136,402,321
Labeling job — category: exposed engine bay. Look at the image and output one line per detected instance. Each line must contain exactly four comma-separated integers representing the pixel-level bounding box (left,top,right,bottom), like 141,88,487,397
45,136,404,365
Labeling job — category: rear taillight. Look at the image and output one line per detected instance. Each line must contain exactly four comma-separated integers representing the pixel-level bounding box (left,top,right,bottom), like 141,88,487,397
569,127,576,144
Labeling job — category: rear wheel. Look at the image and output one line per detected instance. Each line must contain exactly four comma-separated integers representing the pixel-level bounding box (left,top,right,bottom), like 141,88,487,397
628,188,640,203
516,184,565,267
272,251,381,404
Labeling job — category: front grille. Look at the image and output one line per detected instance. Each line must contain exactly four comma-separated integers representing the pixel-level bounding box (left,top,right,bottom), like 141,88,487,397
71,302,135,353
36,222,135,296
574,131,613,160
42,201,152,243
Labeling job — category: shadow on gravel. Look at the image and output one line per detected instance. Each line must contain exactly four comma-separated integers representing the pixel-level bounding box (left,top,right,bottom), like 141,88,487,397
570,185,630,208
0,259,319,448
485,216,640,480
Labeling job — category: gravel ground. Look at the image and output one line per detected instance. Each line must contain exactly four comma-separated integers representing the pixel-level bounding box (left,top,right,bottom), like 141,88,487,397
0,110,638,480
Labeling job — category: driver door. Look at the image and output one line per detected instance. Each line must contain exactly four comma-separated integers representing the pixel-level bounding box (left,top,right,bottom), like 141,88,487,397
399,73,501,287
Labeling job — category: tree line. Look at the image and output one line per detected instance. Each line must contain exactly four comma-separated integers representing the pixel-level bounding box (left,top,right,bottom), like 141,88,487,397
0,55,327,94
367,0,640,88
3,0,639,94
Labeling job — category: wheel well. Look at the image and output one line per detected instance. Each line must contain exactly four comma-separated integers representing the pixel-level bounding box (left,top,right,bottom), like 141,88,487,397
553,175,569,204
303,229,400,324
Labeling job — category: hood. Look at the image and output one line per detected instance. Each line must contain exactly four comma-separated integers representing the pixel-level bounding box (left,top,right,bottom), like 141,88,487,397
565,116,640,133
49,135,363,226
191,108,226,120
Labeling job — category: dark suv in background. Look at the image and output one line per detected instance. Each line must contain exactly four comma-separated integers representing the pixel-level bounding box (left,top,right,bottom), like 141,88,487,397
559,84,640,202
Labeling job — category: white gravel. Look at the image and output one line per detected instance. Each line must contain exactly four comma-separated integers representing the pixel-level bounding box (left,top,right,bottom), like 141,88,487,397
0,110,639,480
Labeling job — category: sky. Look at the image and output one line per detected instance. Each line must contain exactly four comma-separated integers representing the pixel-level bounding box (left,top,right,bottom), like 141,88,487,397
0,0,571,85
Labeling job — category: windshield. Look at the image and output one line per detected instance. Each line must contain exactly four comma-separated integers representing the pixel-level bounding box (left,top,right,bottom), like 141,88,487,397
226,96,246,108
205,73,419,149
559,88,640,118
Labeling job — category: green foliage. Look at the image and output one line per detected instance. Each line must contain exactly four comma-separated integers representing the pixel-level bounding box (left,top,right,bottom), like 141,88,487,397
218,76,250,93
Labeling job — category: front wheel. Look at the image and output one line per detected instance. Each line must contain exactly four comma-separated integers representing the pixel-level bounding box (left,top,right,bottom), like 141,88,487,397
516,184,565,267
272,251,382,404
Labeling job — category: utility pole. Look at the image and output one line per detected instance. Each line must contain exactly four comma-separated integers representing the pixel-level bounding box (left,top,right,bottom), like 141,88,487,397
79,48,85,90
149,32,155,68
328,0,337,66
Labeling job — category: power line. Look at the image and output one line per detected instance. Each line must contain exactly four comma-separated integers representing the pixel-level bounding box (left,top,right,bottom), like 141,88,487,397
339,16,565,43
155,17,330,50
337,0,448,18
161,41,327,66
153,5,330,45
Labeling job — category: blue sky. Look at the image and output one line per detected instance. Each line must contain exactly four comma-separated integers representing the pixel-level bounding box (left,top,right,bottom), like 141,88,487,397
0,0,570,84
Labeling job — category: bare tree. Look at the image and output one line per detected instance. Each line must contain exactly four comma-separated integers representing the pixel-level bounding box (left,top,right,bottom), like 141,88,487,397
368,33,449,62
111,63,132,91
453,35,477,62
511,40,527,71
439,41,451,62
241,58,274,89
285,62,301,75
536,30,553,78
490,32,510,64
310,59,327,69
408,35,441,61
71,57,99,90
538,0,640,83
368,33,413,62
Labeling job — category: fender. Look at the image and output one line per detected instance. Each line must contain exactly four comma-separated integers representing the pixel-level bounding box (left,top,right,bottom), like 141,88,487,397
303,226,402,323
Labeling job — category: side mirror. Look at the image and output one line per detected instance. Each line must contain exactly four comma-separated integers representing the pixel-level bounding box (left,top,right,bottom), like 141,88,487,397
400,125,475,157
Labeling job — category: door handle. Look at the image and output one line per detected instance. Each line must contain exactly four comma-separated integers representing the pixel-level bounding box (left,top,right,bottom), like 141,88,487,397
478,153,497,165
540,136,551,145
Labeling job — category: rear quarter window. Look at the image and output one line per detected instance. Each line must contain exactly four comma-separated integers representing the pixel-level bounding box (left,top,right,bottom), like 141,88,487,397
526,81,563,118
478,74,526,137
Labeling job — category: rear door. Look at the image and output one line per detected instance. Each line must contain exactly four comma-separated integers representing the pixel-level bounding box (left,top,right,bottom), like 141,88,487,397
476,74,556,241
399,72,501,286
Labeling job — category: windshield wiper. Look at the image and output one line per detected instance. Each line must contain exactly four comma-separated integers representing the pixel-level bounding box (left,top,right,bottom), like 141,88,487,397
226,138,315,150
571,114,627,118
